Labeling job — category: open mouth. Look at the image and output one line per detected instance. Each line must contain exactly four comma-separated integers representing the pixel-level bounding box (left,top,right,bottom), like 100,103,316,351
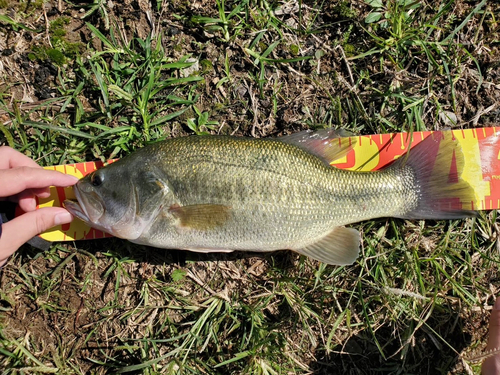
63,183,103,224
63,184,90,223
63,199,88,222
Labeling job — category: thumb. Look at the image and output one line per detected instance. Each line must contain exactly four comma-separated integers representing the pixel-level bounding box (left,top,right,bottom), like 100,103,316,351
0,207,73,264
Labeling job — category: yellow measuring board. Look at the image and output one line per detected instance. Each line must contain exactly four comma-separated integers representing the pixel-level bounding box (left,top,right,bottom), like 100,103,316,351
28,127,500,242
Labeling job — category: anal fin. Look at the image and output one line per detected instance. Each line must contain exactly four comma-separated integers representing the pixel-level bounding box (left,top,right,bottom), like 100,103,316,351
292,227,360,265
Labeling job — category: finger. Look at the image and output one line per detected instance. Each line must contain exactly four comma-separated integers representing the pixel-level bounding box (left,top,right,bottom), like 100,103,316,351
0,207,73,263
487,298,500,350
0,167,78,197
8,188,59,212
17,192,37,212
17,187,50,198
33,187,51,197
0,146,42,169
482,298,500,375
15,188,55,212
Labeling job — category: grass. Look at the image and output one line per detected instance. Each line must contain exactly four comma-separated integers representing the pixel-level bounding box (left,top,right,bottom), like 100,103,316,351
0,0,499,374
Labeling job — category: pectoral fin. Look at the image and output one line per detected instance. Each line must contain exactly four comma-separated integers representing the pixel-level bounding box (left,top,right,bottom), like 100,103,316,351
292,227,360,265
169,204,232,230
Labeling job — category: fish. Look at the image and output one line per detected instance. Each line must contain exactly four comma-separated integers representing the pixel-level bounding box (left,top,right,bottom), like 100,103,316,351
64,129,477,265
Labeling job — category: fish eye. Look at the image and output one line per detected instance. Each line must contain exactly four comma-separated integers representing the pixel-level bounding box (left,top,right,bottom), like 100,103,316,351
91,172,104,187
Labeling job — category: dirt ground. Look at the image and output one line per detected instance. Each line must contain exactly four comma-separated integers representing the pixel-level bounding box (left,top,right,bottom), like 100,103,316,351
2,0,499,134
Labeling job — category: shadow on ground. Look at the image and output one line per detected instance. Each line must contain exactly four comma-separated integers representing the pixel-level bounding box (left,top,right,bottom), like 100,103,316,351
311,307,471,375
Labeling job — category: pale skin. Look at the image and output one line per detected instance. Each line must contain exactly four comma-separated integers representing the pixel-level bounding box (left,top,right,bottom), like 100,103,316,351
0,146,78,267
482,297,500,374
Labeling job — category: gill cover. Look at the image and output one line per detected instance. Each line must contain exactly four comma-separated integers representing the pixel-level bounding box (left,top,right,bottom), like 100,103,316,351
66,166,171,240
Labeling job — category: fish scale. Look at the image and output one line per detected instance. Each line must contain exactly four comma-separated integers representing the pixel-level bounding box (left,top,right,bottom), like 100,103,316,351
150,138,338,249
65,130,476,265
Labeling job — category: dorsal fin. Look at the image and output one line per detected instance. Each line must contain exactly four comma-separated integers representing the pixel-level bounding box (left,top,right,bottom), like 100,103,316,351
278,129,356,164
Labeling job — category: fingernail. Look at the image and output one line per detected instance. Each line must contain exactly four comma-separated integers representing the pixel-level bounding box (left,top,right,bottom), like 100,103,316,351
54,211,73,225
65,176,80,184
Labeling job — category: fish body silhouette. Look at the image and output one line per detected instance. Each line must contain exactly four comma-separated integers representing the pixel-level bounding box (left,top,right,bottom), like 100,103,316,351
64,130,475,265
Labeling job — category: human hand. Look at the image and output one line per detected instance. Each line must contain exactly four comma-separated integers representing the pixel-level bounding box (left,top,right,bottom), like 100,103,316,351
482,297,500,374
0,146,78,267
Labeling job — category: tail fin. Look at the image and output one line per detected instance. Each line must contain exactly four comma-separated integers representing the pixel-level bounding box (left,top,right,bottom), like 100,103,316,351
392,132,477,220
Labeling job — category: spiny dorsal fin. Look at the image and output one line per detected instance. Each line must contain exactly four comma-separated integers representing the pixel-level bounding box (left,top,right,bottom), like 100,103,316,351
292,226,360,265
169,204,232,230
278,129,356,164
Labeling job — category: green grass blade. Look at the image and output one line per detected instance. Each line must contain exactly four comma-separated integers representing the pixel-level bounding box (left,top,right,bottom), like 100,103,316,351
23,121,96,139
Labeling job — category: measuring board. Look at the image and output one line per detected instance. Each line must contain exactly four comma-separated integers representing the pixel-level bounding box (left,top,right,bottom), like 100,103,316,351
28,127,500,242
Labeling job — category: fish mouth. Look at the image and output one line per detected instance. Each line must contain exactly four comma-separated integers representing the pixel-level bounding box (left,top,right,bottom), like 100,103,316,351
63,183,104,224
63,199,89,222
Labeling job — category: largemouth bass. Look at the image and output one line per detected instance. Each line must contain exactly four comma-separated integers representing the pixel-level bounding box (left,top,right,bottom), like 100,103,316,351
64,130,476,265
